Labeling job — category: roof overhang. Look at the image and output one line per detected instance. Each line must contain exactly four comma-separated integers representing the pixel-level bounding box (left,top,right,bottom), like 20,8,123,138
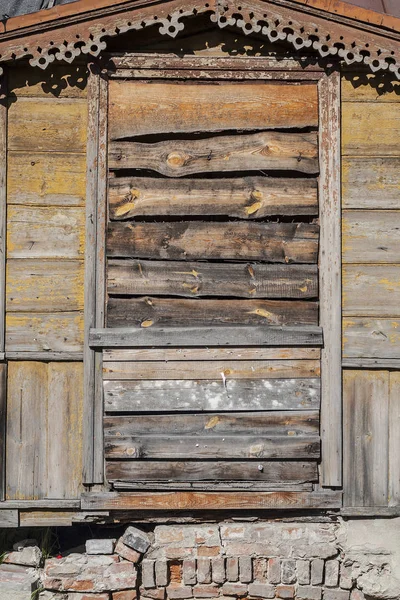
0,0,399,82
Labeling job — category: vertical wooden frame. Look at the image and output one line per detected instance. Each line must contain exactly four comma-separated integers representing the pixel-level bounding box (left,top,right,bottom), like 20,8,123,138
0,79,7,356
318,70,342,488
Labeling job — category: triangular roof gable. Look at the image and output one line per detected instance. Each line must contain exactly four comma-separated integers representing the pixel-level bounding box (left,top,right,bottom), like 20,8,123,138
0,0,399,80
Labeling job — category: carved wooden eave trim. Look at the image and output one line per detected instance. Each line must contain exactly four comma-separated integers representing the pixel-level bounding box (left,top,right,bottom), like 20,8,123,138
0,0,399,82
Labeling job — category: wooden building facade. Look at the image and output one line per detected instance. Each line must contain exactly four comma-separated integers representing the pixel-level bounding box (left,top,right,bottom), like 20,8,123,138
0,0,399,526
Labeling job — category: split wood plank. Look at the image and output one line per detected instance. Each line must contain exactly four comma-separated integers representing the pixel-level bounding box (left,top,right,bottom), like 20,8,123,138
107,260,318,299
342,158,400,209
106,460,318,483
7,206,85,259
112,481,314,491
8,64,88,99
343,318,400,359
109,132,319,176
81,490,342,510
343,370,389,507
105,435,320,460
0,364,6,500
342,102,400,157
8,97,87,153
91,325,323,348
103,359,320,380
343,265,400,317
104,378,321,413
0,510,18,527
6,259,84,312
389,372,400,507
107,221,319,263
107,298,318,329
342,210,400,264
103,347,321,361
5,312,84,352
108,177,318,220
104,411,320,436
108,81,318,139
7,152,86,206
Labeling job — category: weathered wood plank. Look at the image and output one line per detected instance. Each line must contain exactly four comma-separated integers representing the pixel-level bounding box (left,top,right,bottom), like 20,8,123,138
112,481,314,491
6,351,84,361
343,210,400,264
108,81,318,139
106,460,318,483
91,325,323,348
109,132,319,176
343,318,400,359
0,364,6,500
108,177,318,220
0,85,7,353
342,102,400,156
8,65,88,98
7,152,86,206
104,411,319,436
341,76,400,102
103,359,320,380
343,266,400,317
6,259,84,312
103,347,321,361
107,297,318,328
5,312,84,352
0,510,19,527
8,97,87,153
7,206,85,259
343,359,400,369
107,260,318,299
81,490,342,510
105,435,320,460
107,222,319,263
343,370,389,507
104,378,321,413
389,372,400,507
342,158,400,209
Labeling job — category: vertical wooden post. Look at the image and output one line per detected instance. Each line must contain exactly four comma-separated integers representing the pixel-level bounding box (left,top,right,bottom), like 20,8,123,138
318,70,342,488
0,82,7,354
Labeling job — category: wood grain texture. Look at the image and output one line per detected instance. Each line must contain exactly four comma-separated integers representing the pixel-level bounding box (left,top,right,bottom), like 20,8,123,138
342,210,400,264
343,266,400,317
5,312,84,352
0,364,6,500
81,490,342,510
107,221,319,263
342,102,400,156
6,259,84,312
0,510,18,527
6,362,84,500
8,65,88,98
107,297,318,328
341,76,400,102
343,318,400,359
342,158,400,209
109,81,318,139
7,206,85,258
8,97,87,153
8,152,86,206
108,177,318,220
107,260,318,299
109,132,319,176
104,378,320,413
343,370,389,507
389,372,400,507
103,359,320,380
103,347,321,361
0,88,6,353
106,460,318,484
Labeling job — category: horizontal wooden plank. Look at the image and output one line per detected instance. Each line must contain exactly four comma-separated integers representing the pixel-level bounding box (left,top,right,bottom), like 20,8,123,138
8,65,88,98
104,411,319,436
105,435,320,459
106,460,318,483
108,177,318,220
341,76,400,102
103,359,320,380
113,69,321,82
342,158,400,209
111,481,314,491
104,378,321,412
343,317,400,359
81,490,343,510
6,351,84,361
6,312,84,352
342,102,400,157
7,152,86,206
343,266,400,317
342,210,400,264
107,297,318,329
0,499,80,509
109,81,318,139
91,325,323,348
107,222,319,263
8,97,87,153
7,206,85,259
107,260,318,299
103,347,321,361
343,358,400,369
109,132,319,176
6,259,84,312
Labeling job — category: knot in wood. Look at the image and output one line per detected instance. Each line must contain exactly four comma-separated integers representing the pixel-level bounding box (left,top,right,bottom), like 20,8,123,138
166,151,187,169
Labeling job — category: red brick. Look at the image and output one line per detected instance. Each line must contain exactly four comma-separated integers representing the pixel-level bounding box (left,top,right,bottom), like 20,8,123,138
140,587,166,600
276,585,295,599
113,591,137,600
115,540,142,564
167,585,193,599
193,584,220,598
221,583,248,597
